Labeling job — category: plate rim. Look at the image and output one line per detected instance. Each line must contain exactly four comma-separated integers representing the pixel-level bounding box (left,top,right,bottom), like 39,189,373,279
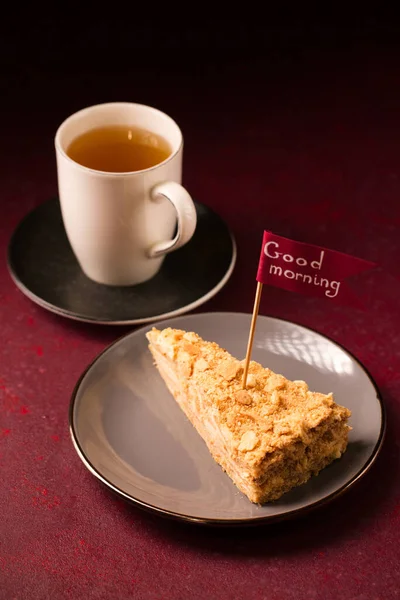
69,312,386,526
7,199,237,325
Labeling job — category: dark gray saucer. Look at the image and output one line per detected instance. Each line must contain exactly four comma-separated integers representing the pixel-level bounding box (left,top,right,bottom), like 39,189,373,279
7,199,236,324
69,312,385,525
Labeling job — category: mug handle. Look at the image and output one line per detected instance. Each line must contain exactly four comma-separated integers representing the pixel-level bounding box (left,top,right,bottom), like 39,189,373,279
148,181,197,258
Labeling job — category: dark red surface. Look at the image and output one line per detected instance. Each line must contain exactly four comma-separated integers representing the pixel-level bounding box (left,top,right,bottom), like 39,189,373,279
1,33,400,599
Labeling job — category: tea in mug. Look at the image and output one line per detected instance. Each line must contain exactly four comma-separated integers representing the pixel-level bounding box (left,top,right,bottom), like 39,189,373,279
66,125,172,172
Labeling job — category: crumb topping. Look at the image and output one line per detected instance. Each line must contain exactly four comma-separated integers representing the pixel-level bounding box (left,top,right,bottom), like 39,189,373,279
146,327,351,466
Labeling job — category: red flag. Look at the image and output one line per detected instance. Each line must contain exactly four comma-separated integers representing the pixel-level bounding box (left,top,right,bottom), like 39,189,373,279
256,231,376,306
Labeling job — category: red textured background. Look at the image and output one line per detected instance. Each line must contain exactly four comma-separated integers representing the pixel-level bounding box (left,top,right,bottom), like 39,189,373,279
1,18,400,600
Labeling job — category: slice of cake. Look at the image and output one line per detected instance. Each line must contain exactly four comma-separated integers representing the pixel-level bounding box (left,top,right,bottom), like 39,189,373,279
146,327,352,504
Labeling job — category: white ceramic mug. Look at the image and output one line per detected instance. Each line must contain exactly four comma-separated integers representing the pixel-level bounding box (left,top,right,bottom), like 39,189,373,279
55,102,197,286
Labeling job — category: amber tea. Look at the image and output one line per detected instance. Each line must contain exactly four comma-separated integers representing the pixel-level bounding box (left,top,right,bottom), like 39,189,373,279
66,125,172,172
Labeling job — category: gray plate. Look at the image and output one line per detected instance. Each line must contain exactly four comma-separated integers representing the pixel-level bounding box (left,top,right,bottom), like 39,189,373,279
69,312,385,525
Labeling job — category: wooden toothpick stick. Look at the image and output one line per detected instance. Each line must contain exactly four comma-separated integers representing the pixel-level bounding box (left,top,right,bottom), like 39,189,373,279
242,281,263,389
